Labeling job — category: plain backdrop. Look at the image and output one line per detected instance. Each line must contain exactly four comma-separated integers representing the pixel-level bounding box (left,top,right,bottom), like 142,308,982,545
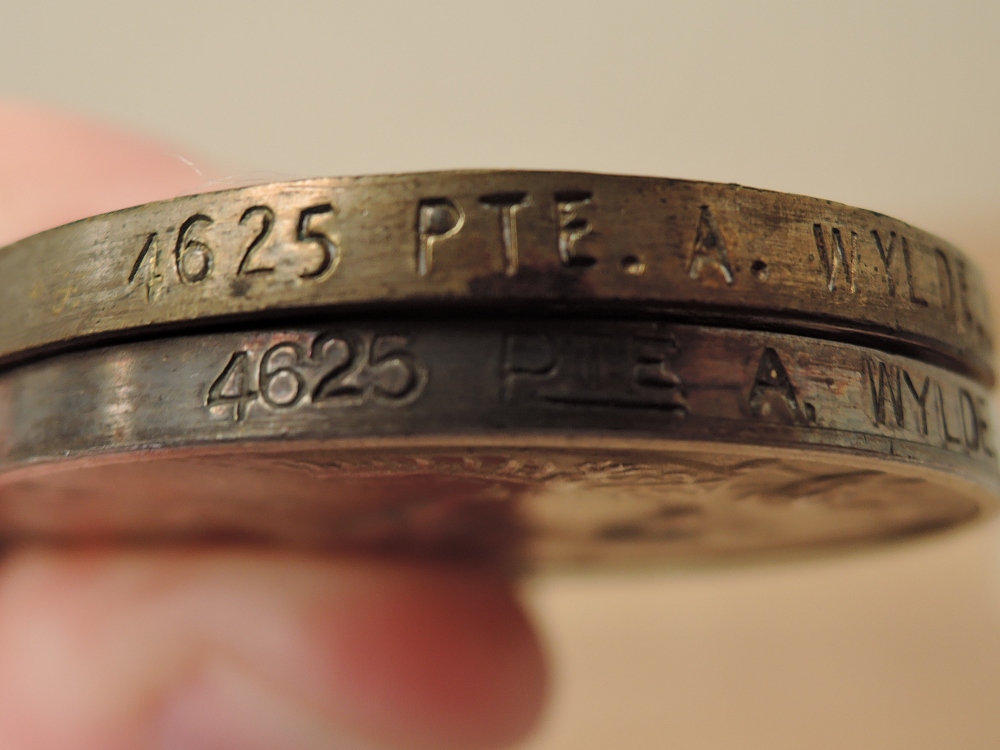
2,1,999,748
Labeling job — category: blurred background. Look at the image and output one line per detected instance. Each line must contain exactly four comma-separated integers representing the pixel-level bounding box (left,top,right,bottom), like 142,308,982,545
1,1,998,747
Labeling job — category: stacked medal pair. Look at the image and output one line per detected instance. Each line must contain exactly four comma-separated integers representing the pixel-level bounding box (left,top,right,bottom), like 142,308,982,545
1,172,996,566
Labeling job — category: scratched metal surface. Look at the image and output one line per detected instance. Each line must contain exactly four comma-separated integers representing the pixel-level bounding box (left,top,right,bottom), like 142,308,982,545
0,318,993,564
1,172,993,384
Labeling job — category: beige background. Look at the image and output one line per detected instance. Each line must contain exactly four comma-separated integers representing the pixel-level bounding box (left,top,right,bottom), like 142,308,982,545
2,1,999,747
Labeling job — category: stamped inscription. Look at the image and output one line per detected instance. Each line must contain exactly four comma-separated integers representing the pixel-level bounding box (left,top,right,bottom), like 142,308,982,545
502,333,688,413
129,202,338,301
111,176,992,378
813,224,858,293
206,332,426,421
687,205,735,285
863,356,994,455
809,222,988,339
554,190,596,268
415,198,464,276
491,323,993,464
480,192,530,277
748,347,817,425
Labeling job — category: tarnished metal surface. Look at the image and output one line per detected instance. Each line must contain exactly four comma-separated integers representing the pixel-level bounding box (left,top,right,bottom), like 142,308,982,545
0,319,994,566
1,172,995,564
2,171,993,384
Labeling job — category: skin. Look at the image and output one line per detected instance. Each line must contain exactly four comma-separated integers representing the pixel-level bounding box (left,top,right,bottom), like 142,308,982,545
0,102,548,750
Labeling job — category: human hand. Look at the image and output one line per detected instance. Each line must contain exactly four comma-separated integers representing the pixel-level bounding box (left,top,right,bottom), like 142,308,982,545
0,103,547,750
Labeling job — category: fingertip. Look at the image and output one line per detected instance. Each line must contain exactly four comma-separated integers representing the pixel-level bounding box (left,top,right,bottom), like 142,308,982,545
0,550,548,750
312,564,548,750
0,100,216,245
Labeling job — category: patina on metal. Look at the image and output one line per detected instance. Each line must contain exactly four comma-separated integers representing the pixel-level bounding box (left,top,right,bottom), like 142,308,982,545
0,171,995,566
0,318,994,566
1,171,993,384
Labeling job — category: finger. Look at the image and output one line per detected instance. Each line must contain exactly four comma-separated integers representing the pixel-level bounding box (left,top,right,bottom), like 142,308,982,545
0,549,545,750
0,101,548,750
0,101,212,246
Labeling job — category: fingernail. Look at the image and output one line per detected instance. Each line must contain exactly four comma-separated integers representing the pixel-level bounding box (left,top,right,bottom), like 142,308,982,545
155,659,371,750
